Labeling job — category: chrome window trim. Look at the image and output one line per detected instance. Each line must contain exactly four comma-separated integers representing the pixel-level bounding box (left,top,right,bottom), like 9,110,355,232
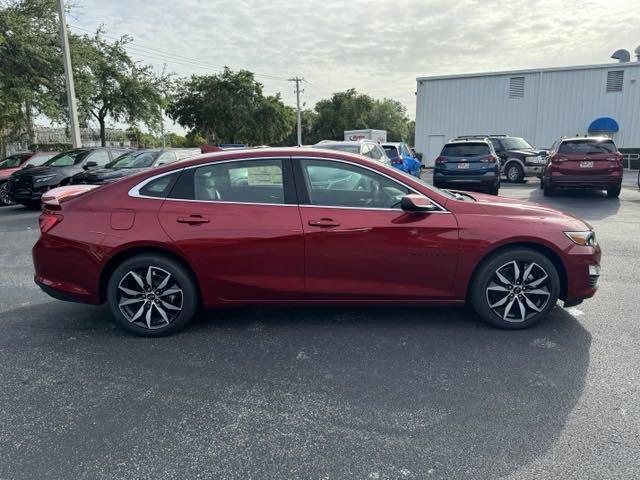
128,155,450,213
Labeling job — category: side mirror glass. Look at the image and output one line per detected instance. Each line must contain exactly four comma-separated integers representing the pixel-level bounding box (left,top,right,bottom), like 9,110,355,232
400,194,438,213
83,161,98,170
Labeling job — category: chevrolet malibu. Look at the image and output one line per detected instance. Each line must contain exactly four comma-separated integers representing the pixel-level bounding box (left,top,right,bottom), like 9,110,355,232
33,148,601,336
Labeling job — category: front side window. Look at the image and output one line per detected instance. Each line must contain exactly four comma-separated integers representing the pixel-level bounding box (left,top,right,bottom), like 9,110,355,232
300,159,409,209
90,150,111,166
155,151,177,166
191,159,285,204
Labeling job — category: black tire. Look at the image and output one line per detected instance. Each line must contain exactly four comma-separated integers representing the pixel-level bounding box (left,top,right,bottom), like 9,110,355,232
470,248,560,329
505,163,524,183
488,182,500,195
107,254,199,336
0,182,14,207
539,178,544,189
543,181,555,197
606,185,621,198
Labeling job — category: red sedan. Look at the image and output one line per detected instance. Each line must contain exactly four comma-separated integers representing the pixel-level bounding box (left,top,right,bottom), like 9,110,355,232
33,148,601,336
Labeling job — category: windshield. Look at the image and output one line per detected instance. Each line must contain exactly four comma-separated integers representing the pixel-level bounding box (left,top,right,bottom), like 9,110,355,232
500,137,533,150
24,154,54,167
0,153,30,169
316,144,360,154
558,140,617,154
44,150,91,167
108,151,159,169
382,146,400,159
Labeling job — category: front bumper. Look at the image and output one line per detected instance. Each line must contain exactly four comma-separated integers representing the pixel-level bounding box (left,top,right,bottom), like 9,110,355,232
564,243,601,305
8,182,57,203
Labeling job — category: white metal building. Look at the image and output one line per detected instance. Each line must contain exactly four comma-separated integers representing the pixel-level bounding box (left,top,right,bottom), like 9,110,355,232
415,61,640,166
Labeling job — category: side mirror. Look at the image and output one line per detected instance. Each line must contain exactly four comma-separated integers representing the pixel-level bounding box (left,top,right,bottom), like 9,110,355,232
401,194,438,213
83,161,98,170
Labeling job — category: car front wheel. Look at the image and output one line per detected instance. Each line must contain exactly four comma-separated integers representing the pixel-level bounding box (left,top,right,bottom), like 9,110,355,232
0,182,14,207
506,163,524,183
107,254,199,336
470,248,560,329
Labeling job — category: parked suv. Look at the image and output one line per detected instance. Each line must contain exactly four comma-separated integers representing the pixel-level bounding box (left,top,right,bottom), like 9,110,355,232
7,147,128,207
542,137,623,198
434,139,501,195
381,142,421,177
312,140,391,166
455,135,547,183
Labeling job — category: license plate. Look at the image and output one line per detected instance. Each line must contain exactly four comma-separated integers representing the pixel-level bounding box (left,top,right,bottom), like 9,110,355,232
580,161,593,168
457,162,469,169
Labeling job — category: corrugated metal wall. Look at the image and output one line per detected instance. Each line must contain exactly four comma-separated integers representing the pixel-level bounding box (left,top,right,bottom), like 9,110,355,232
415,64,640,166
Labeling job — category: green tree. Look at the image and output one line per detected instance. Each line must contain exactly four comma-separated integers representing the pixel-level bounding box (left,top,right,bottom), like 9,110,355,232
71,30,167,146
367,98,409,142
168,68,294,145
0,0,64,152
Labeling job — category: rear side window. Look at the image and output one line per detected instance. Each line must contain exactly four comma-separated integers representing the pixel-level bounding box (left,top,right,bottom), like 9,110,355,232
139,172,180,198
558,140,617,154
441,143,490,157
170,159,286,205
383,146,400,159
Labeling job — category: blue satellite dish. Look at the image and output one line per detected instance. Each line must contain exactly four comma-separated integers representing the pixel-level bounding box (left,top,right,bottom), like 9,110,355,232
588,117,619,134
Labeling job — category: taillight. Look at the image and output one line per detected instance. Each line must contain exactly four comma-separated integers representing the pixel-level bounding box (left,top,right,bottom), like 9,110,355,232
38,212,63,233
606,153,623,165
550,155,568,163
435,156,447,164
480,155,497,163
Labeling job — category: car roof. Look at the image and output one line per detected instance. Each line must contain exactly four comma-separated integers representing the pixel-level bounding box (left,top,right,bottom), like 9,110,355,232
314,140,376,146
446,139,491,145
559,136,613,142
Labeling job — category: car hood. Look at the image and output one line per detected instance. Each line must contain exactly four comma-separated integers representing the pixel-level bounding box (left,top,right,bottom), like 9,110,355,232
507,148,548,157
0,167,20,180
73,167,146,182
460,192,590,229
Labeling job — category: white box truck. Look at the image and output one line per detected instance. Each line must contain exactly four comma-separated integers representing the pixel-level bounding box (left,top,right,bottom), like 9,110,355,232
344,129,387,143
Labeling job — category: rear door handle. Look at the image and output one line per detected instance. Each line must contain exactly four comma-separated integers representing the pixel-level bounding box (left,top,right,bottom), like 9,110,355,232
177,215,210,225
308,218,340,227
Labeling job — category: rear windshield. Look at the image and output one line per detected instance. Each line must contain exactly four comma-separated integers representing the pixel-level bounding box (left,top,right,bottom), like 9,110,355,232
316,144,360,154
558,140,617,154
441,143,490,157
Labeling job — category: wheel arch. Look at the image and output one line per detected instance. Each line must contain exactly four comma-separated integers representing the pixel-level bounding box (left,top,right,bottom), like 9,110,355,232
99,244,202,304
503,157,525,171
466,241,568,302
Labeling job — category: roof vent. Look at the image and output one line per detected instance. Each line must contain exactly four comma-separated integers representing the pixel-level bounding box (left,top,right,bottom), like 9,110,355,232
508,76,525,98
611,49,630,63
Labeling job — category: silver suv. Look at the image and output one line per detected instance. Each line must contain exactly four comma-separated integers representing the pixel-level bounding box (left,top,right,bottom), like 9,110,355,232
312,140,391,166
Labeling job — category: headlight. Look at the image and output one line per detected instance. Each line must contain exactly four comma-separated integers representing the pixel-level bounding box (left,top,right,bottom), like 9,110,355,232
34,175,57,184
564,231,597,246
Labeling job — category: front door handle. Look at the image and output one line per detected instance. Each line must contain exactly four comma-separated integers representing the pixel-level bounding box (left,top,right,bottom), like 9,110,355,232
177,215,210,225
308,218,340,227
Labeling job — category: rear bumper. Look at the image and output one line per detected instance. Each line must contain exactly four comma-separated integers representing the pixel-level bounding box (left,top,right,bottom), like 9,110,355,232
545,172,622,189
434,171,499,186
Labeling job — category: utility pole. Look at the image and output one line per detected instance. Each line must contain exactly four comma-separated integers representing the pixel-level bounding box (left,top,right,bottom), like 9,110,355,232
56,0,81,148
160,63,167,149
288,77,303,146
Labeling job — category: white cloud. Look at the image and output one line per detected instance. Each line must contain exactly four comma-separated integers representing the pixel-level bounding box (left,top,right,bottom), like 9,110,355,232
70,0,640,129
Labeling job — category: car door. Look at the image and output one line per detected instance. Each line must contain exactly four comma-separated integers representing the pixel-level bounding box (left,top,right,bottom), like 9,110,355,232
157,157,305,302
294,157,460,300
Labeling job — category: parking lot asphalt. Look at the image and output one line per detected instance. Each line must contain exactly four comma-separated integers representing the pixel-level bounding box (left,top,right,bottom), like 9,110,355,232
1,179,639,480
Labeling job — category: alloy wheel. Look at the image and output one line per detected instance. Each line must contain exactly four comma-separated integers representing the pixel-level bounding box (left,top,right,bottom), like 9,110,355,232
485,260,552,323
507,165,520,182
117,266,184,329
0,183,13,206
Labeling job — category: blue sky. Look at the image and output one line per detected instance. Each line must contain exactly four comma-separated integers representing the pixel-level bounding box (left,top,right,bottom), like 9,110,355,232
68,0,639,134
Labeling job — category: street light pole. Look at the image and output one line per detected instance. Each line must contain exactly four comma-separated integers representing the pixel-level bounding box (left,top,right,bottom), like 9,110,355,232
288,77,303,146
56,0,81,148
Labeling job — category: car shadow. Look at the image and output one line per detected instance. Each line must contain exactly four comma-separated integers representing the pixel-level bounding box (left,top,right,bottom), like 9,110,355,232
0,301,590,479
524,186,621,221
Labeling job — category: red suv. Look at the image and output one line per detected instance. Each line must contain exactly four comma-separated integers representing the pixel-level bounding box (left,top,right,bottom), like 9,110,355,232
33,148,601,336
543,137,623,198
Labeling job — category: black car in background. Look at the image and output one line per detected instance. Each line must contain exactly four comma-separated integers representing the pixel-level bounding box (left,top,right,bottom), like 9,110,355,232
454,135,548,183
69,149,187,185
433,139,501,195
6,147,128,207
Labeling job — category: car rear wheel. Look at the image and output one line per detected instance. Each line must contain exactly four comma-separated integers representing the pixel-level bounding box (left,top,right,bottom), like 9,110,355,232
470,248,560,329
0,182,14,207
606,185,621,198
506,163,524,183
107,254,199,336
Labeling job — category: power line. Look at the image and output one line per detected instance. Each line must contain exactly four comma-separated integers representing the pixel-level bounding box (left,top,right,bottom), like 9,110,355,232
67,24,291,82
